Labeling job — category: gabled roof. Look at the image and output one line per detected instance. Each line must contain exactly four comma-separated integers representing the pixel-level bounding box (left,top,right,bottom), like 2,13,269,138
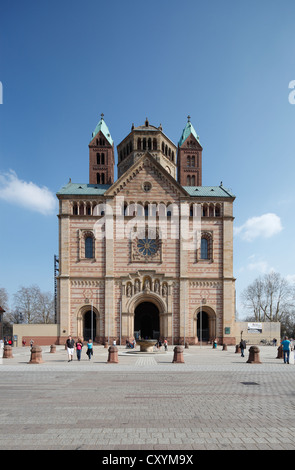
178,118,200,147
104,151,188,197
56,182,111,196
91,116,113,145
183,185,235,198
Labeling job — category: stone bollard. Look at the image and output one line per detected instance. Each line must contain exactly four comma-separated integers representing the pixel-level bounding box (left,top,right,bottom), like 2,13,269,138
50,344,56,353
235,344,241,354
29,345,43,364
246,346,262,364
107,345,118,363
222,344,228,351
3,345,13,359
172,346,184,363
276,345,283,359
185,342,189,349
104,341,108,349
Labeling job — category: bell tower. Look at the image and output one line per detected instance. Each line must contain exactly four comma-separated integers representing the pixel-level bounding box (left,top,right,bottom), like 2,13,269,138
177,116,203,186
89,114,115,185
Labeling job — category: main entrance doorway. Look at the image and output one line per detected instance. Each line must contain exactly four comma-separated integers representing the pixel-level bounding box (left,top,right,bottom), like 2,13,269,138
83,310,97,341
197,310,209,342
134,302,159,340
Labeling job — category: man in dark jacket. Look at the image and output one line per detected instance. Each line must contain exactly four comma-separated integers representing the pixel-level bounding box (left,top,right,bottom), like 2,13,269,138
240,339,246,357
66,335,75,362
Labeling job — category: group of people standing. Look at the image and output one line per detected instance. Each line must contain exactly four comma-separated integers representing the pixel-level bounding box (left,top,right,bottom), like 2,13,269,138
66,336,93,362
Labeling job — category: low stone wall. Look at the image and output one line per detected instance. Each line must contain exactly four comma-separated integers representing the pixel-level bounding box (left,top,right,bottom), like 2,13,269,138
233,321,281,345
13,324,59,346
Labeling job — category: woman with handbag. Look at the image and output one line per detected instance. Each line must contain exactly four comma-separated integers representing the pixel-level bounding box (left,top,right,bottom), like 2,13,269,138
76,338,83,361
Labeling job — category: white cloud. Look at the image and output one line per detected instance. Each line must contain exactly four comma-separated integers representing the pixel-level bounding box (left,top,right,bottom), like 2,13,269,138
0,170,57,215
234,213,283,241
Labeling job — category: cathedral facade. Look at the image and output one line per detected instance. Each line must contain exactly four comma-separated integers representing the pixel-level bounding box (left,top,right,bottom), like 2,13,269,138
56,116,236,345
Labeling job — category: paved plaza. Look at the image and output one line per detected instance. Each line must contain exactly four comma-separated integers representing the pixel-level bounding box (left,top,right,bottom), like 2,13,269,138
0,343,294,451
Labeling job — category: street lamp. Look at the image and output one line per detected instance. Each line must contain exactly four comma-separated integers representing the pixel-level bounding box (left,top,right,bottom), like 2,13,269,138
199,298,206,347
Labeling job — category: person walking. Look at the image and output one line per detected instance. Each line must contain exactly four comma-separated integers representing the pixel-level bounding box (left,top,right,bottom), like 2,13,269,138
86,339,93,360
281,336,291,364
76,338,83,361
239,339,246,357
66,335,75,362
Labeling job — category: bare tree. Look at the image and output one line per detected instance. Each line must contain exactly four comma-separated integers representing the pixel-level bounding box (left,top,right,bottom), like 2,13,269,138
0,287,9,311
13,285,55,324
35,291,54,324
241,272,295,323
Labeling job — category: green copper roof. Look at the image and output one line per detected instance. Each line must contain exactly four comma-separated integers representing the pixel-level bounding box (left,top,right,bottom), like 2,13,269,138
183,186,235,198
56,182,111,196
91,116,113,145
178,119,200,147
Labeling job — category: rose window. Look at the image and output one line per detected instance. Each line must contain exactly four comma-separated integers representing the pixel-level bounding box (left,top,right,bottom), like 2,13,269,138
137,237,159,257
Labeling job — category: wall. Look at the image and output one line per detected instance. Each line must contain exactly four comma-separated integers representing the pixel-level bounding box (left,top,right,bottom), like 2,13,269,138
233,321,281,345
13,324,59,346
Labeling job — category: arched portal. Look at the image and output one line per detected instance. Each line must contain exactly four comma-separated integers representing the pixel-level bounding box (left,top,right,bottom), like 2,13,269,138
134,302,160,340
197,310,209,342
193,306,217,343
83,310,97,341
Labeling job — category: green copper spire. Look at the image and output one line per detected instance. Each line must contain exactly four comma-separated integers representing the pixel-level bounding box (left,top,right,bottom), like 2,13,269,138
91,113,113,145
178,115,200,147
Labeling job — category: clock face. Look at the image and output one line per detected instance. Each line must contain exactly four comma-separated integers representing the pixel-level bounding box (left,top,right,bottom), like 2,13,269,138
137,237,159,257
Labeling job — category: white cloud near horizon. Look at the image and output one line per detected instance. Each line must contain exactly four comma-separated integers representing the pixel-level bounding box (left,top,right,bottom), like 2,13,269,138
234,213,283,241
0,170,57,215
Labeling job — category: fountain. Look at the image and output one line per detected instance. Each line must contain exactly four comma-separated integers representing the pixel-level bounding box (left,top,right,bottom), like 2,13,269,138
136,339,157,353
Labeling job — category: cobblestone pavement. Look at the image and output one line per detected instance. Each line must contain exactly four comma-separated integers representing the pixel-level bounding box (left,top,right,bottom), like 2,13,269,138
0,344,294,450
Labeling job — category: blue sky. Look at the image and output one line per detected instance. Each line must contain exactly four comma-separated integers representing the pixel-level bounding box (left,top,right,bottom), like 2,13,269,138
1,0,295,317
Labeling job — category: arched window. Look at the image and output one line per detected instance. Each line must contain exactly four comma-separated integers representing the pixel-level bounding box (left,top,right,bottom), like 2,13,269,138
97,173,100,184
186,175,191,186
85,236,94,258
191,156,195,167
153,138,157,150
137,138,141,150
201,238,208,259
97,153,100,164
101,153,105,165
187,156,191,167
191,175,195,186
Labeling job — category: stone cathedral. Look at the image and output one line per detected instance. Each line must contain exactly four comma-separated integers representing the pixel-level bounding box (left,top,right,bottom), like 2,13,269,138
56,115,236,345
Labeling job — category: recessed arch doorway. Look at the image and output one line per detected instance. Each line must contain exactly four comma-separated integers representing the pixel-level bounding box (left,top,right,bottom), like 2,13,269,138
83,310,97,341
194,306,216,343
134,301,160,340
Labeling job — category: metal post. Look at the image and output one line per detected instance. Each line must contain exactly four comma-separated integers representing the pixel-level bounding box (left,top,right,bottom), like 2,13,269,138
172,300,174,347
120,299,122,346
91,301,93,342
200,303,202,348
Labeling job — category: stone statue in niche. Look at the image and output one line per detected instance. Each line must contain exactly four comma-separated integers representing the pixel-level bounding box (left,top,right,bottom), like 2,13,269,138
144,279,151,291
126,284,132,297
135,279,140,293
154,280,160,294
162,283,168,297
